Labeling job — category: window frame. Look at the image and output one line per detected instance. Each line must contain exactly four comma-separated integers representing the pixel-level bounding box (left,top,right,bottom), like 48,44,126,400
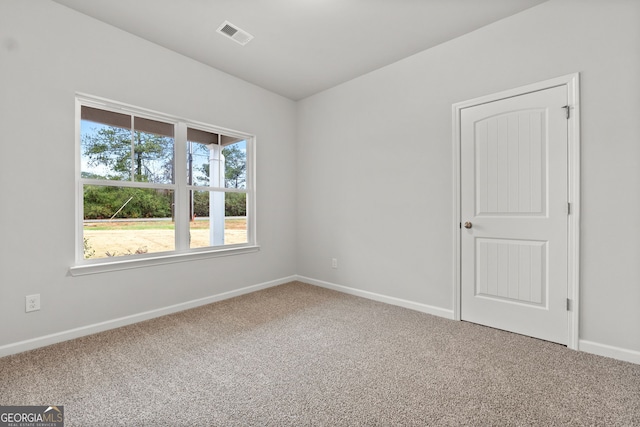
71,94,258,276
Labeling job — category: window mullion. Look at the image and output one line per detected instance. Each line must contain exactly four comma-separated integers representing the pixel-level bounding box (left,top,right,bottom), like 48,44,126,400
246,136,256,246
130,115,135,182
174,122,189,251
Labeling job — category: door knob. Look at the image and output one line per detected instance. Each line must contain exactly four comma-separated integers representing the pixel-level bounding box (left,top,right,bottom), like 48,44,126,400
464,221,472,229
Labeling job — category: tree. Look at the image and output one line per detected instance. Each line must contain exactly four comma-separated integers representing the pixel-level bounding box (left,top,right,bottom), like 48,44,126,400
193,190,209,217
82,125,173,183
222,145,246,189
224,193,246,216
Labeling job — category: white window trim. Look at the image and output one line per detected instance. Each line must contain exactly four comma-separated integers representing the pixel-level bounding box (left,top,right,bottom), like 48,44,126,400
71,94,258,276
69,245,260,276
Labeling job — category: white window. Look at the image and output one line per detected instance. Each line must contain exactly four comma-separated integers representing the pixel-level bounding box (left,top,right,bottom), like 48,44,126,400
73,95,256,274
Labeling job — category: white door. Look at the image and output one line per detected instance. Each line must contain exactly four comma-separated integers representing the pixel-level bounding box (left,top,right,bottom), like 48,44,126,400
460,85,568,345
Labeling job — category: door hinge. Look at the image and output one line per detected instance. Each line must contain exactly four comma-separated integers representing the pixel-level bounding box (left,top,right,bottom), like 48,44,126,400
562,105,570,119
566,298,572,311
567,202,571,214
459,222,462,229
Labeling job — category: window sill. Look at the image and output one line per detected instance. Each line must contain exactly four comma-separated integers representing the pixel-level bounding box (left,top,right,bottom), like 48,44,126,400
69,245,260,276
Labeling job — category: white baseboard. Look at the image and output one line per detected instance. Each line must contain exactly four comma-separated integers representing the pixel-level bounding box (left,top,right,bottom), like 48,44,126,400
4,274,638,367
297,275,455,320
0,275,297,358
579,340,640,365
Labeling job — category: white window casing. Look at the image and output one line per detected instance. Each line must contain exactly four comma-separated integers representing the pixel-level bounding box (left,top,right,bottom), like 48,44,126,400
71,94,258,276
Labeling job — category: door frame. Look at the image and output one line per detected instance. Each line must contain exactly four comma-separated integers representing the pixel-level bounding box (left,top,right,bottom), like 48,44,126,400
452,73,581,350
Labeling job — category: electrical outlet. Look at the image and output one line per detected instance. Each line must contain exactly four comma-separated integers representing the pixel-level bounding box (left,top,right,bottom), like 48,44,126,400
331,258,338,269
25,294,40,313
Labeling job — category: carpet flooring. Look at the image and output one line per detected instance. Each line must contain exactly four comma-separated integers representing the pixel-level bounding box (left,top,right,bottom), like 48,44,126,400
1,281,639,426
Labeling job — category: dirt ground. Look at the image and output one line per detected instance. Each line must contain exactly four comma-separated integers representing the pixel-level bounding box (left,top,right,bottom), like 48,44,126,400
84,220,247,259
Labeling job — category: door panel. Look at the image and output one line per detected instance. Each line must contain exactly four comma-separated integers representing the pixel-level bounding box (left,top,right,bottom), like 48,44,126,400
461,86,568,345
475,110,546,216
476,238,546,306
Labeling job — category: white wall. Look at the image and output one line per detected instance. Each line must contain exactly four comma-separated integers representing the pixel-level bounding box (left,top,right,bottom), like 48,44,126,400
0,0,297,350
297,0,640,357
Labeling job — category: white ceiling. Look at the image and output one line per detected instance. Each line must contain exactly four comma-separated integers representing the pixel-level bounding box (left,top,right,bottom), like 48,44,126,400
51,0,547,100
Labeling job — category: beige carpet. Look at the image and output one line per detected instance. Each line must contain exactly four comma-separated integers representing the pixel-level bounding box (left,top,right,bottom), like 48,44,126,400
1,282,639,426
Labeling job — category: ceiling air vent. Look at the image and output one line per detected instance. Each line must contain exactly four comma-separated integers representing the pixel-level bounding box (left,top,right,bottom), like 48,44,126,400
216,21,254,46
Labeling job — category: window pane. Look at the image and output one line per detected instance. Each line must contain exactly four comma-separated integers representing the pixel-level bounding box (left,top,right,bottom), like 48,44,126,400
133,117,174,184
187,140,215,187
81,107,132,180
222,140,247,189
83,185,175,259
190,190,247,248
187,128,246,189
